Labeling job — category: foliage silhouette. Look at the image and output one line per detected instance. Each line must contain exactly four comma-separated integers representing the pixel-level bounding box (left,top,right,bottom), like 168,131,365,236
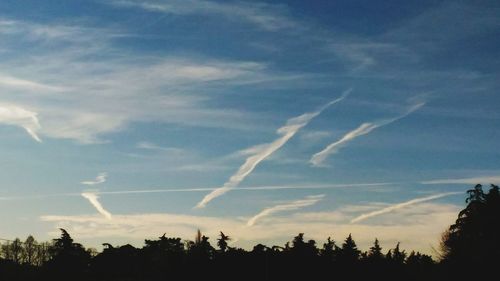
0,185,499,281
217,231,231,252
440,184,500,278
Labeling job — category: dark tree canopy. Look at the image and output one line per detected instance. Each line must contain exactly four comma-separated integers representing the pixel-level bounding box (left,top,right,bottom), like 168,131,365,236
0,185,498,281
217,231,230,252
440,184,500,267
368,238,383,260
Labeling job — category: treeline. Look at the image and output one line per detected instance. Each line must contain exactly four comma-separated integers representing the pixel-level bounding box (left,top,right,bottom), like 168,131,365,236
1,236,53,266
0,184,498,281
0,230,435,281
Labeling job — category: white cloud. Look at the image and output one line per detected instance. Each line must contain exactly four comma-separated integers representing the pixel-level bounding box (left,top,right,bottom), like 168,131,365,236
0,73,65,92
136,141,184,154
0,18,127,44
350,192,462,223
328,42,416,73
234,143,273,157
310,102,424,167
300,130,332,142
81,192,113,220
110,0,297,31
81,172,107,186
0,182,391,201
0,19,303,144
421,175,500,185
310,123,378,166
0,103,42,142
247,194,324,226
195,90,350,208
40,201,460,255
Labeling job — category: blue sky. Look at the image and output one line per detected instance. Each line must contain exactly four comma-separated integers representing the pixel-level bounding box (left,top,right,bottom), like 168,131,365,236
0,0,499,254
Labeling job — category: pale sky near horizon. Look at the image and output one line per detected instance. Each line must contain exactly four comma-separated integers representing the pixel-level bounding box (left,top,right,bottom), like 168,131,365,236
0,0,499,255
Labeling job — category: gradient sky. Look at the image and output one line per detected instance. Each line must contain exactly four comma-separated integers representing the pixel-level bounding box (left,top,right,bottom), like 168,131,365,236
0,0,499,255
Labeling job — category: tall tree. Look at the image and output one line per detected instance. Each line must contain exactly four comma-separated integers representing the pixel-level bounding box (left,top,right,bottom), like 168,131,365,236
339,234,360,263
10,238,23,264
22,235,37,265
46,228,91,278
1,241,12,260
320,237,338,262
440,184,500,265
391,242,406,264
368,238,383,260
217,232,231,253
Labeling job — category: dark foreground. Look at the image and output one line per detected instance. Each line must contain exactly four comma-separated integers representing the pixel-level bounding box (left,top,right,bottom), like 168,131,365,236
1,184,498,281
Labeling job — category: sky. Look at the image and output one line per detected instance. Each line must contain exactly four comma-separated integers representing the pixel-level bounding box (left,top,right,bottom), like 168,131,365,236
0,0,499,255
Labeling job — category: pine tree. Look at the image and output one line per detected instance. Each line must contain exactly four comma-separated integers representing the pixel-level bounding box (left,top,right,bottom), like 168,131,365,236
339,234,360,263
368,238,383,260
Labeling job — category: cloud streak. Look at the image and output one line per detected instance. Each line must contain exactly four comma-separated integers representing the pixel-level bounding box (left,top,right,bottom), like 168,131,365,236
310,102,424,167
0,182,391,201
0,74,65,92
40,201,460,255
247,194,324,226
421,175,500,185
0,104,42,142
81,191,112,220
195,90,350,208
110,0,297,31
81,172,107,185
94,182,389,196
1,19,308,144
136,141,184,154
350,191,462,224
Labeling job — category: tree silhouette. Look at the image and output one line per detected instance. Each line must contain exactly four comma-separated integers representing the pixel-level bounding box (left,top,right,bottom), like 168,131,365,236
217,231,231,252
339,234,360,263
439,184,500,279
390,242,406,265
368,238,383,260
440,184,500,264
45,228,91,280
22,235,37,265
10,238,23,264
320,236,338,264
185,231,214,279
140,234,185,279
0,185,498,281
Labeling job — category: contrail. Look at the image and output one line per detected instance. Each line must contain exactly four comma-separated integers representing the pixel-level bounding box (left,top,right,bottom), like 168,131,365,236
81,191,112,219
81,172,107,185
194,90,351,209
247,194,325,226
0,104,42,142
421,175,500,185
0,182,392,201
96,182,389,195
350,191,462,223
310,102,424,167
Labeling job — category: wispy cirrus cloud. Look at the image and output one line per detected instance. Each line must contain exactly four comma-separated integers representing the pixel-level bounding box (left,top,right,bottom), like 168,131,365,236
0,19,305,144
421,175,500,185
0,182,393,201
81,172,107,186
0,73,66,92
109,0,297,31
247,194,324,226
310,102,424,167
350,192,462,224
81,191,112,220
0,18,123,43
0,103,42,142
40,201,460,255
137,141,184,154
195,90,350,208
